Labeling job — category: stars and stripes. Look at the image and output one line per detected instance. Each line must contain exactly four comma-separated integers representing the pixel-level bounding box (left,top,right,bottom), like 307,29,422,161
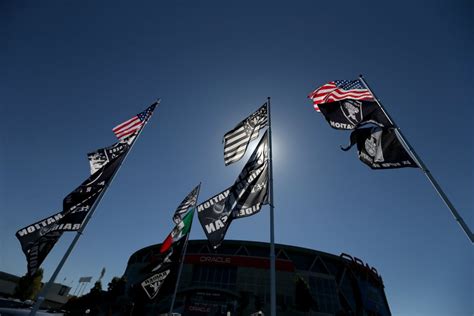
112,101,158,140
172,184,201,224
308,80,373,111
223,103,268,166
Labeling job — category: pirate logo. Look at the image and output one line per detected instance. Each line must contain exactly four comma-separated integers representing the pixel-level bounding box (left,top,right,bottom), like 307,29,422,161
212,199,226,214
341,99,363,125
141,269,170,299
39,225,54,236
364,127,385,162
244,107,266,137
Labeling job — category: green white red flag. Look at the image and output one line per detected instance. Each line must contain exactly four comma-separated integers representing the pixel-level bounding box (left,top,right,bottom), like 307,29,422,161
160,208,194,253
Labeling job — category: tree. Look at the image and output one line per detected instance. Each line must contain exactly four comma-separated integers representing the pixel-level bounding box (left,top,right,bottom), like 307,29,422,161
89,280,102,295
13,268,43,301
107,276,127,297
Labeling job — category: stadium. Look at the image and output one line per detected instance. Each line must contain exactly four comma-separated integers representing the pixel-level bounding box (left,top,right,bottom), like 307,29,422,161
123,240,391,316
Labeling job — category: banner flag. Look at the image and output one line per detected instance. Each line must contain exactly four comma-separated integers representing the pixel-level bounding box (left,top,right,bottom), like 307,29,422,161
342,127,418,169
140,186,199,300
63,151,126,229
198,131,269,248
16,102,159,277
26,232,62,276
140,237,186,300
16,148,127,275
16,211,65,250
317,100,392,130
112,102,157,140
308,79,373,111
16,213,63,276
172,184,201,224
223,103,267,166
87,139,130,174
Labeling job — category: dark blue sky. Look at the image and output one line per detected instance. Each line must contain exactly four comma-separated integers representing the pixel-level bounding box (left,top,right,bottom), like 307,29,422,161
1,1,472,315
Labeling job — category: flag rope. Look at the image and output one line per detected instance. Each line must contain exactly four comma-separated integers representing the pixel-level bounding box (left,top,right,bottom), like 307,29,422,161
359,75,473,244
29,99,161,316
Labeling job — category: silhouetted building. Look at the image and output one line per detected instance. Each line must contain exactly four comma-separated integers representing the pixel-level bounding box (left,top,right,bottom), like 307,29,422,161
124,240,391,316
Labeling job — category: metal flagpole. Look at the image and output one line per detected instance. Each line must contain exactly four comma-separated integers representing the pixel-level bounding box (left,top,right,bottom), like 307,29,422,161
29,100,161,316
266,97,277,316
169,184,201,315
359,75,473,244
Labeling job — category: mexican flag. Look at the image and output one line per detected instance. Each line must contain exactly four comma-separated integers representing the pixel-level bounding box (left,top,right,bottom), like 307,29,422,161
160,208,194,253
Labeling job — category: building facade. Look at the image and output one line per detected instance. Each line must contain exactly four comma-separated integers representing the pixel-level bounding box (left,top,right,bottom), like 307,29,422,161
0,271,71,308
124,240,391,316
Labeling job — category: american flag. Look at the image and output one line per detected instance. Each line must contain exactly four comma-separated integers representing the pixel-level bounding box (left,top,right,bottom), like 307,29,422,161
308,79,373,111
223,103,268,166
172,184,201,224
112,102,158,140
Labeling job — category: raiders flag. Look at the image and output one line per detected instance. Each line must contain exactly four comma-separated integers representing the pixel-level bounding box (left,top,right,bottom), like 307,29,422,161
63,151,126,229
172,184,201,224
223,103,268,166
140,236,187,300
318,100,392,130
26,231,63,276
198,131,269,249
342,127,418,169
16,212,64,275
16,149,127,275
87,139,130,174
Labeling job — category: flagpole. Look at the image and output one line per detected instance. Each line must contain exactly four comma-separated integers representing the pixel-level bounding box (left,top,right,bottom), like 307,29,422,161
169,184,201,315
29,100,161,316
266,97,277,316
359,75,473,244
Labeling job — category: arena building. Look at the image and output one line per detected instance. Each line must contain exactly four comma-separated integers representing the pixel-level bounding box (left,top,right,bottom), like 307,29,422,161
123,240,391,316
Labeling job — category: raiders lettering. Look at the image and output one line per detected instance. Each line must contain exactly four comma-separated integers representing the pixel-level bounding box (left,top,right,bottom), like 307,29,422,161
205,215,228,234
142,270,170,286
17,213,63,237
197,191,229,212
231,164,265,196
27,245,39,269
234,203,261,217
330,121,354,129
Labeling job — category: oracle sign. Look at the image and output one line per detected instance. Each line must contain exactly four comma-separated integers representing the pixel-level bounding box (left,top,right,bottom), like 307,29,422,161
185,254,294,272
199,256,231,264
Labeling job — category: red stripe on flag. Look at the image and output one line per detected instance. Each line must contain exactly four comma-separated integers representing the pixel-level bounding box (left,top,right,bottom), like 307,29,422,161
160,234,173,253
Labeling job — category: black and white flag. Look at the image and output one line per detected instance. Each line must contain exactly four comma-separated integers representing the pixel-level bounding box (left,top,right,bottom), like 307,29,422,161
172,184,201,224
16,212,63,275
223,103,268,165
342,127,418,169
16,149,127,275
318,100,392,130
87,139,130,174
199,131,269,248
63,151,126,228
24,232,62,276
